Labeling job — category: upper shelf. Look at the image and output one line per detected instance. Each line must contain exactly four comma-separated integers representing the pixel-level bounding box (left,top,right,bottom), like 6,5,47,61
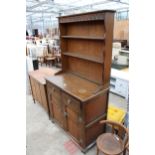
63,52,103,64
61,35,105,40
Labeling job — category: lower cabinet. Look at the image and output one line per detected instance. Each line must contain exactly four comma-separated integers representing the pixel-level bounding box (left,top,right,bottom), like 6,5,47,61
46,81,108,151
29,76,49,114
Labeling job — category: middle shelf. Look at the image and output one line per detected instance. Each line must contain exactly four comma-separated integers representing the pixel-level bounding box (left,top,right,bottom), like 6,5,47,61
62,52,103,64
61,35,105,40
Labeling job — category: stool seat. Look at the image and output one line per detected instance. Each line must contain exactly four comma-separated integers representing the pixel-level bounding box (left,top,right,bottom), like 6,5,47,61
97,133,124,155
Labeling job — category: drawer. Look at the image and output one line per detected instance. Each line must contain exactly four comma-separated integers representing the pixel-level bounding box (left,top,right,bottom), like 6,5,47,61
62,93,81,113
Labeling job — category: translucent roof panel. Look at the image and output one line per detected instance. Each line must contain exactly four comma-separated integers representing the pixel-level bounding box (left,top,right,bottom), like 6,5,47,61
26,0,129,30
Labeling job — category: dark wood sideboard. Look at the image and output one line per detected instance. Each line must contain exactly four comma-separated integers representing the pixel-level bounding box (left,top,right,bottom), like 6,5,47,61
46,10,115,152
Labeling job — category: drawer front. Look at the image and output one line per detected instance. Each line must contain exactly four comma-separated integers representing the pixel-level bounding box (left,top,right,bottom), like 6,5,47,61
62,93,81,114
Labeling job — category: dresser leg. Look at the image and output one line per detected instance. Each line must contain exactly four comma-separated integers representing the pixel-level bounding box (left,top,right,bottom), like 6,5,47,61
33,98,35,103
48,113,51,120
81,150,86,154
50,118,54,123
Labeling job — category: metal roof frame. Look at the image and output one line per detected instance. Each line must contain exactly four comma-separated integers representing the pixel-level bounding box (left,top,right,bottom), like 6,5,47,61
26,0,129,33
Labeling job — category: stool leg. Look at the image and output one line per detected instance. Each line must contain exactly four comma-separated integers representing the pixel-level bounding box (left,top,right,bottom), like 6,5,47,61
96,147,99,155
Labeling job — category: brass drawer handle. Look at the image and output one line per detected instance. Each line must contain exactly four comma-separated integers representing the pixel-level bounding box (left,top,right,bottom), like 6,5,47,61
67,99,71,105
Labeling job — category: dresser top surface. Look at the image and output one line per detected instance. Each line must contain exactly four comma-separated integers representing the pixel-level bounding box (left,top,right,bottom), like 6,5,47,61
29,68,60,84
46,73,107,101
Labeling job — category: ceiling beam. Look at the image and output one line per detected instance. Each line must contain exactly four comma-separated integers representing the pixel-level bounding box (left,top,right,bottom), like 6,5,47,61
27,0,75,10
27,1,48,10
107,0,129,5
26,9,59,14
59,0,128,12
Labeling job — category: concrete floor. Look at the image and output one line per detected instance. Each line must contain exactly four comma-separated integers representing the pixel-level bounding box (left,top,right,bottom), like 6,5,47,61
26,65,128,155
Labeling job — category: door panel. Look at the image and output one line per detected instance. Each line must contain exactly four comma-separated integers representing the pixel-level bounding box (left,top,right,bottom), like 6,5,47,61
40,84,48,112
34,81,42,104
29,77,37,100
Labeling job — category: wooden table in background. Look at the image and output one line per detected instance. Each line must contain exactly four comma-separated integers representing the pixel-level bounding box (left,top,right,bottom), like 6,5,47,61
45,57,56,66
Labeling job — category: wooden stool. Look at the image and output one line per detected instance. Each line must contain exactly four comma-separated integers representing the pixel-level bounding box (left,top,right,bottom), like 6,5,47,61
96,120,128,155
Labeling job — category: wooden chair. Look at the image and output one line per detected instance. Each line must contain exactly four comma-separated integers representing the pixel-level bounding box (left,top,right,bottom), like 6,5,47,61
45,53,56,66
96,120,129,155
125,145,129,155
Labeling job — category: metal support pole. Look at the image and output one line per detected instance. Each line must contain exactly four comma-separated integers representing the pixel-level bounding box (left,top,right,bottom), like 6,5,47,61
29,16,34,36
42,12,45,36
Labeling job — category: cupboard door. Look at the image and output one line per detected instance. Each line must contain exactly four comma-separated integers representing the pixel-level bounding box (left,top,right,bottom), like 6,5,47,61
67,118,80,140
52,99,67,130
66,108,84,145
47,83,67,129
34,81,42,104
52,102,63,126
29,77,37,100
40,84,48,112
47,87,54,118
